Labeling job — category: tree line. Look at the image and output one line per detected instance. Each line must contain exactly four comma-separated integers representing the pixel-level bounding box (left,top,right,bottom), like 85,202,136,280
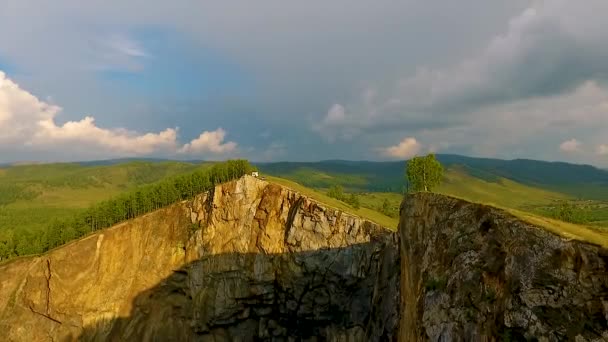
0,184,40,206
0,160,254,261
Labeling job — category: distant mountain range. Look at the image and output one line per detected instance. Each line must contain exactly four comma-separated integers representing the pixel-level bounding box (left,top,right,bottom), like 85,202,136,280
2,154,607,199
256,154,608,199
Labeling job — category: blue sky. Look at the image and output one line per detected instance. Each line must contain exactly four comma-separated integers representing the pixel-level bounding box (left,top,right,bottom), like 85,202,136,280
1,0,608,166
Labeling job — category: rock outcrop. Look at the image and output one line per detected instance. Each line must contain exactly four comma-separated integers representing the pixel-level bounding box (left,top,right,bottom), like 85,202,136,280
0,176,399,341
399,193,608,342
1,177,607,341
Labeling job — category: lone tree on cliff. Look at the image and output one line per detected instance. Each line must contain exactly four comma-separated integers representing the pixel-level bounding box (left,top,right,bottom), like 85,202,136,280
406,154,444,192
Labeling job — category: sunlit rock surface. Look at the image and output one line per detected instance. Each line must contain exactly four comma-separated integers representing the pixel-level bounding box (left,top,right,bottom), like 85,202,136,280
1,176,607,341
0,176,399,341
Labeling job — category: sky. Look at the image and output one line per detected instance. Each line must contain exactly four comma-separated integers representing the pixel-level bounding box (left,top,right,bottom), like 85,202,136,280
1,0,607,166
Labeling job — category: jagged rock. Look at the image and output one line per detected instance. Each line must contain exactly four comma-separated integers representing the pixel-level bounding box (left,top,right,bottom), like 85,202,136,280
0,176,399,341
1,177,607,341
399,193,608,342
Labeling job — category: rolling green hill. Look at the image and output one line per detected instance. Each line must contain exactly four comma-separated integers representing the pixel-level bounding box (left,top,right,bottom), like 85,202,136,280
324,168,573,228
0,160,252,261
436,155,608,199
257,156,608,227
257,155,608,199
2,155,608,262
0,161,206,233
2,154,608,241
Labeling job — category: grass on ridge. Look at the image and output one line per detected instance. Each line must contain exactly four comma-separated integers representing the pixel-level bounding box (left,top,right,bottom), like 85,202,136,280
439,192,608,249
264,176,398,230
507,208,608,249
438,167,569,208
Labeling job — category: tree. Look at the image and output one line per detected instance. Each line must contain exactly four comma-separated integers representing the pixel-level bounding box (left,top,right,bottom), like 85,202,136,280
327,185,345,200
553,201,588,224
381,199,391,215
346,193,360,209
0,241,9,261
406,154,444,192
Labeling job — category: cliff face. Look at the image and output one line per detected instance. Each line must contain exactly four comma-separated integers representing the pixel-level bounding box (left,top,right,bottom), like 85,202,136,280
0,176,400,341
1,177,607,342
399,193,608,342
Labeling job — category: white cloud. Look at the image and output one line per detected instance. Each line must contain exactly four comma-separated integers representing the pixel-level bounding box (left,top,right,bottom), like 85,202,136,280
2,1,607,163
0,70,237,157
411,81,608,162
0,71,59,144
380,137,421,159
178,128,237,154
324,104,346,124
598,145,608,155
560,139,582,153
307,1,608,165
32,117,178,154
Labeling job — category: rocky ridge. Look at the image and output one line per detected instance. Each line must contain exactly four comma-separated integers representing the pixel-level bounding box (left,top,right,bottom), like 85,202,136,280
399,193,608,341
0,175,399,341
0,176,607,341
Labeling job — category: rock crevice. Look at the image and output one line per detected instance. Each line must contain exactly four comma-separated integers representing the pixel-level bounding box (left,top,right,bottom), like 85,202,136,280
0,176,400,341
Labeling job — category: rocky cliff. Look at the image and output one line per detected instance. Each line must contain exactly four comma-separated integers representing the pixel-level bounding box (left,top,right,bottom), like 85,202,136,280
399,193,608,342
0,176,399,341
1,177,607,342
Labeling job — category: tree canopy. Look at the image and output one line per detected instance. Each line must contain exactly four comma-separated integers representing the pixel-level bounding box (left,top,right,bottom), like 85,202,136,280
406,154,444,192
0,160,254,262
327,184,360,209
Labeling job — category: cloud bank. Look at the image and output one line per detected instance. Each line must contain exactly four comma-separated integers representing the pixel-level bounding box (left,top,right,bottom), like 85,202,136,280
0,0,607,165
380,137,422,159
178,128,237,154
0,71,237,159
559,139,582,153
316,0,608,165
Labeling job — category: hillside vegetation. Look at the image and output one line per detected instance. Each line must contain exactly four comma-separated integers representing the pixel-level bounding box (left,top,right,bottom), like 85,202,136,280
2,154,608,261
0,161,203,233
265,176,399,229
0,160,252,261
257,155,608,197
258,156,608,227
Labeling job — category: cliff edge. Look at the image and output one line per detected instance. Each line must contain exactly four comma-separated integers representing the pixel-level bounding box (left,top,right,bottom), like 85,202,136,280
399,193,608,341
0,176,607,341
0,175,399,341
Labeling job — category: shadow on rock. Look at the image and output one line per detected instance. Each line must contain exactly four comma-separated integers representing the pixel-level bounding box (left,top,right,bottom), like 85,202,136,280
74,240,400,341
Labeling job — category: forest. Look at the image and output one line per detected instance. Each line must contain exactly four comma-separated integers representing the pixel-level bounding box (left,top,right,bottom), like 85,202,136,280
0,160,253,262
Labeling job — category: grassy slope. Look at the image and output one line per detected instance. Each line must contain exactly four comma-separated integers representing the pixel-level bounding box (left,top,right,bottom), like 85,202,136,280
270,174,608,248
507,208,608,249
0,161,204,232
432,191,608,248
357,192,403,210
261,160,608,227
438,167,569,208
265,176,399,229
258,156,608,199
1,159,606,248
2,156,607,241
270,166,573,218
0,161,399,233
